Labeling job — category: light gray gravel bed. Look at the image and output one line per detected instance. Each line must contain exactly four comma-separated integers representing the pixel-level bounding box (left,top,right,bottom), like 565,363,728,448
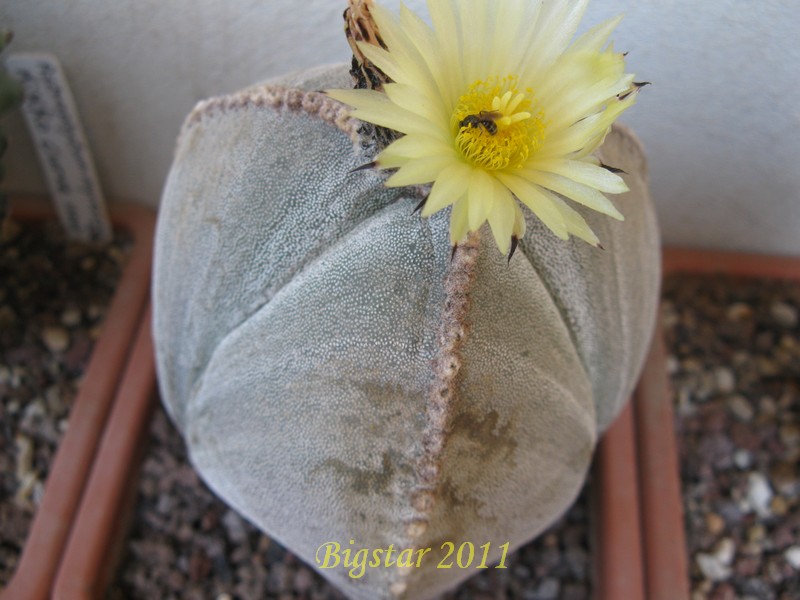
0,218,129,585
663,275,799,600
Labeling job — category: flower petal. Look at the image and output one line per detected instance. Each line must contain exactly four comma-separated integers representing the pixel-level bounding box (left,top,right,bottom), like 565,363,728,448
449,196,470,245
384,83,448,125
379,133,456,161
547,192,601,246
529,159,630,194
456,0,491,82
328,87,443,138
487,0,541,76
495,173,569,239
536,113,606,159
421,162,471,216
572,93,637,158
399,3,458,104
384,155,454,187
568,15,623,53
535,50,628,131
512,200,527,239
486,185,517,253
521,0,590,81
353,42,406,85
369,2,439,88
467,168,495,230
522,171,624,220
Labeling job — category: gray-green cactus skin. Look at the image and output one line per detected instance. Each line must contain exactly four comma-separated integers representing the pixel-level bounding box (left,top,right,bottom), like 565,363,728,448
153,65,660,599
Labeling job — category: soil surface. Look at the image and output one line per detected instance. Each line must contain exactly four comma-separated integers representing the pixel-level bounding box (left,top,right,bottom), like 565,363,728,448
663,275,800,600
0,218,129,585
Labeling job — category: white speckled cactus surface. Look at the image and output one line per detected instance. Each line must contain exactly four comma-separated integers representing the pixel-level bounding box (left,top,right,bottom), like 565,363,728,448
153,64,660,599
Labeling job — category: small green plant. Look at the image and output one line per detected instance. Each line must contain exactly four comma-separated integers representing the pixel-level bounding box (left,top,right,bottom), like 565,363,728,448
0,30,24,224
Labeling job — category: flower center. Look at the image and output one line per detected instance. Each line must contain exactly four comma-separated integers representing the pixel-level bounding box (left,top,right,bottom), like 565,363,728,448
452,77,545,171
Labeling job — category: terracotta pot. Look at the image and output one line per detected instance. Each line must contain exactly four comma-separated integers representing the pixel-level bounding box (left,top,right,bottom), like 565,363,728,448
1,198,155,600
53,306,156,600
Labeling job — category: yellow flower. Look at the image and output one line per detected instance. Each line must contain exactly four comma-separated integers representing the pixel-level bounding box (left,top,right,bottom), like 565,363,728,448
328,0,643,255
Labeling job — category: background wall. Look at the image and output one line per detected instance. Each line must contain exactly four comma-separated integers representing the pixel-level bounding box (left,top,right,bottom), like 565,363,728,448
1,0,798,255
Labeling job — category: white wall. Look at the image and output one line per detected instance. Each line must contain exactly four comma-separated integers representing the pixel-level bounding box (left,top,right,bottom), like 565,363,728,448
1,0,798,255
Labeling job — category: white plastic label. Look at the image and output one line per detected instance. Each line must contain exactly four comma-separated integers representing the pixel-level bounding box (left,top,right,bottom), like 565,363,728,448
6,52,111,243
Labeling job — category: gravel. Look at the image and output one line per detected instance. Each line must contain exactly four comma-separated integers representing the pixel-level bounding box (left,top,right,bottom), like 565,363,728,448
0,218,129,585
663,274,800,599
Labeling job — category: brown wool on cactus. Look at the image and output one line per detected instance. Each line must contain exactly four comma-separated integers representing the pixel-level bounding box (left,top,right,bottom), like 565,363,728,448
345,0,390,91
344,0,399,151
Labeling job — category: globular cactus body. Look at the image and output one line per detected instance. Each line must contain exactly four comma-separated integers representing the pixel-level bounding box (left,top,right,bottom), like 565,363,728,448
153,65,659,599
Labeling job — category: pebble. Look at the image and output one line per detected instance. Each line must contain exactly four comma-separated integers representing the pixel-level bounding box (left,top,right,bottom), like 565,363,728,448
676,388,695,417
714,367,736,394
744,473,773,518
770,495,789,517
692,588,709,600
758,395,778,418
697,538,736,582
22,398,46,423
155,493,174,515
770,462,799,497
740,578,773,598
661,300,677,322
41,325,70,353
63,333,92,371
785,546,800,570
733,449,752,469
705,513,726,536
44,385,64,414
533,577,560,599
666,354,680,375
222,509,249,544
61,306,82,327
87,303,104,320
80,256,96,271
779,423,800,448
735,555,762,578
15,471,39,505
756,356,779,377
726,302,753,321
727,395,753,421
698,433,734,469
746,525,766,545
770,301,798,328
708,582,735,600
14,434,34,481
0,305,15,328
293,567,313,593
513,564,530,579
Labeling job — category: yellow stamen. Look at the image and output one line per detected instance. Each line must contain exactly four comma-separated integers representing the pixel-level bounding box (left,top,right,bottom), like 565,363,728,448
452,76,546,171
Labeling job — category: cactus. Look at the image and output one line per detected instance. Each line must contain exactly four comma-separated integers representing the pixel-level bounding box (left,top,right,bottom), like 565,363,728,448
153,63,660,599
